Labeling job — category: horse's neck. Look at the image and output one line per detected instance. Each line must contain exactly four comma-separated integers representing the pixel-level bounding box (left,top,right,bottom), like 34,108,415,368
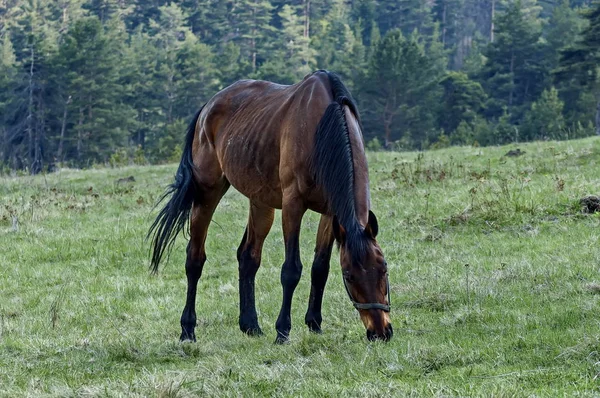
343,106,370,228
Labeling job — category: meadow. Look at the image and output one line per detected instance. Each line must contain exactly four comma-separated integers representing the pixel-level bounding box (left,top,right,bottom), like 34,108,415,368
1,137,599,397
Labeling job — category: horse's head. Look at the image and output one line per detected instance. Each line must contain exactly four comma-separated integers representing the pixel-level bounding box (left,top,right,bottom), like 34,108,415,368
333,210,392,341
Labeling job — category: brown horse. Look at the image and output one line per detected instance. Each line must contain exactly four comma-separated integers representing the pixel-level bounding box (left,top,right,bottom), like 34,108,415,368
149,70,391,343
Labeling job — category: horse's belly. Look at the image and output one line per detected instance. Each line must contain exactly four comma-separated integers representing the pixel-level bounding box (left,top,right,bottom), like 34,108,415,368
229,176,283,209
218,139,283,208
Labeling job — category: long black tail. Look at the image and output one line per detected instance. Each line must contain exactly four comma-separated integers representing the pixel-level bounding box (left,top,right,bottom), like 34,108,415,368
147,106,204,273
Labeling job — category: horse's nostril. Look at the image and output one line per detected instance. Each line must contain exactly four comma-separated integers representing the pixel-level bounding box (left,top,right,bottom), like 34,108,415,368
366,327,393,342
367,329,377,341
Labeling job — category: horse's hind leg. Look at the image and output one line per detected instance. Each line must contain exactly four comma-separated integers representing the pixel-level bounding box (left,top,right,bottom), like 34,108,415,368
180,179,229,341
305,214,334,333
237,202,274,335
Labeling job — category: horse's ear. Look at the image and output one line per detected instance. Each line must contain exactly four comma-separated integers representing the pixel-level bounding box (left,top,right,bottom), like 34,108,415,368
365,210,379,239
332,216,346,244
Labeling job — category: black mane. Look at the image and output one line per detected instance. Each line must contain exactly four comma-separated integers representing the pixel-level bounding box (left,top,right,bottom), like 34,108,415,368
310,71,369,264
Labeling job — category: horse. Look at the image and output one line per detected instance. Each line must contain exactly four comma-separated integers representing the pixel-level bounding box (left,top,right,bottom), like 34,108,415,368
148,70,392,343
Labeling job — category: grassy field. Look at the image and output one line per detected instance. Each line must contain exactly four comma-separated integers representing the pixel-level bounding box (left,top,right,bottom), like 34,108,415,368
1,137,600,397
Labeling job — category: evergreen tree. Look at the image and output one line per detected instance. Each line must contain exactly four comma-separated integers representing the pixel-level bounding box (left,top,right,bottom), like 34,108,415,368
312,0,363,86
83,0,133,24
479,1,547,122
361,29,443,146
556,0,600,135
216,41,247,86
174,34,220,115
260,4,315,83
232,0,274,73
433,0,463,48
55,16,133,164
121,28,162,150
439,71,486,134
523,87,566,140
7,0,57,172
149,3,194,124
0,34,18,168
378,0,434,37
350,0,377,45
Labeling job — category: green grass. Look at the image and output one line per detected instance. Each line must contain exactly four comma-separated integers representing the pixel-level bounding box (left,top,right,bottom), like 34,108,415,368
1,137,600,397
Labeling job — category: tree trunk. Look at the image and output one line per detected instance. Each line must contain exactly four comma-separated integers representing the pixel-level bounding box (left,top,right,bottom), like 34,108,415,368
77,106,84,162
56,95,71,161
384,119,392,147
33,97,43,173
2,127,8,166
251,6,257,73
441,2,447,45
304,0,310,39
138,111,145,148
167,72,175,124
508,50,515,107
383,99,392,147
596,92,600,135
251,35,256,73
27,46,34,173
490,0,495,43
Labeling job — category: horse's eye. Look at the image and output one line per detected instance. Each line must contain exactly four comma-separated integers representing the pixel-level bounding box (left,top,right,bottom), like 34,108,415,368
343,272,354,283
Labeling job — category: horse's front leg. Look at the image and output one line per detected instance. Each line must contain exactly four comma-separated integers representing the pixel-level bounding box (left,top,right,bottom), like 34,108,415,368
275,198,307,344
305,214,334,333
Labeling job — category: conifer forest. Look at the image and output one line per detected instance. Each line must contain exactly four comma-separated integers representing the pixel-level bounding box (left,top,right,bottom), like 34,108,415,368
0,0,599,173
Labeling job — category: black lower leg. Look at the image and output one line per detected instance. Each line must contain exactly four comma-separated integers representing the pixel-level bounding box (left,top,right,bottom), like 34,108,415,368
237,230,262,335
305,249,332,332
180,248,206,342
275,250,302,344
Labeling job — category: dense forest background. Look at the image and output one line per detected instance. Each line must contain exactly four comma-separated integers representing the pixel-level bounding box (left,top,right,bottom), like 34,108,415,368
0,0,599,173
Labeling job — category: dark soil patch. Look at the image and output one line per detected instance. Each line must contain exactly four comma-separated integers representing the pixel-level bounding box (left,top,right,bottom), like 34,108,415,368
580,195,600,213
116,176,136,184
505,148,525,157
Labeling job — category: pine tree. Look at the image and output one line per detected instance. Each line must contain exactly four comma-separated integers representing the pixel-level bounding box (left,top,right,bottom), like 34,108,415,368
556,1,600,135
479,1,547,123
149,3,194,124
0,34,18,168
361,29,443,146
432,0,463,48
232,0,274,74
312,0,362,84
378,0,434,38
174,34,220,115
84,0,133,24
439,71,486,134
121,28,162,151
523,87,566,140
261,4,314,83
7,0,57,172
350,0,377,45
55,16,133,164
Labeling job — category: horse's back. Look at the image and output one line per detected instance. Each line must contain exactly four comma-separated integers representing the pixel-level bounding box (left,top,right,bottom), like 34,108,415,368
196,72,334,209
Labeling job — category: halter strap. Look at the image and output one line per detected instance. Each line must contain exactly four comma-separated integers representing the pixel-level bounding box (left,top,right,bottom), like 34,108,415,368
342,273,391,312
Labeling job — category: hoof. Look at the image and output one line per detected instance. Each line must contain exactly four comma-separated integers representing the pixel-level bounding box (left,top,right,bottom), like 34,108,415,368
180,330,196,342
306,322,323,334
274,332,290,345
305,319,322,334
241,326,263,336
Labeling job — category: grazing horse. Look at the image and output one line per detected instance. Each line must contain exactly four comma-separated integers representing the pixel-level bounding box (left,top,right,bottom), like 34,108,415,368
149,70,392,343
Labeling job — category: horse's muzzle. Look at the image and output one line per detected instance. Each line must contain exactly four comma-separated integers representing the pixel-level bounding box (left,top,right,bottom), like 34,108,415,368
366,324,393,342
